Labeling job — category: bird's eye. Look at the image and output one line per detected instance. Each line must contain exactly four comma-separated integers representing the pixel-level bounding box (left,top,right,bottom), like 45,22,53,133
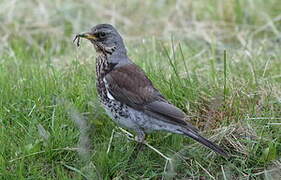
99,32,106,38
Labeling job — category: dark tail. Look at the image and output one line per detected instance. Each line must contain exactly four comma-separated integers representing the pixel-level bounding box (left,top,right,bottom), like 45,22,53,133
182,129,228,157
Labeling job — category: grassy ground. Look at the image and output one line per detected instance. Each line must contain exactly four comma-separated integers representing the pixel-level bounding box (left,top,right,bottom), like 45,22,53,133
0,0,281,179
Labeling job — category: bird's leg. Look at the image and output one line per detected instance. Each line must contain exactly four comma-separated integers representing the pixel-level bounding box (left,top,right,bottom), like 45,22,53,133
135,129,146,143
133,129,146,153
117,127,171,161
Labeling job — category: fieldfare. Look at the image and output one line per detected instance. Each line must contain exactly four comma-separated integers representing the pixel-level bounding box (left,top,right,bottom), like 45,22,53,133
73,24,228,157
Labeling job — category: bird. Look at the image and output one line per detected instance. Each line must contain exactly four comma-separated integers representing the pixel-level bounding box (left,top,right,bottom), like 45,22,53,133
73,24,228,157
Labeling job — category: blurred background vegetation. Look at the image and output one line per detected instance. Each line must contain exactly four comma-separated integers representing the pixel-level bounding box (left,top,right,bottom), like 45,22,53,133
0,0,280,179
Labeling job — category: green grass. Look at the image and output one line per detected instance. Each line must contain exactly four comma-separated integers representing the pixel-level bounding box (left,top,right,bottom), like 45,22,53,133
0,0,281,179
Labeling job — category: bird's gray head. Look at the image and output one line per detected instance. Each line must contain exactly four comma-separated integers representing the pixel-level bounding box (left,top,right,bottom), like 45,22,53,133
74,24,126,55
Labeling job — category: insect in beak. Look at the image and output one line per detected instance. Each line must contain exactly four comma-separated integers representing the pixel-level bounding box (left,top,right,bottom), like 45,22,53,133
73,34,82,47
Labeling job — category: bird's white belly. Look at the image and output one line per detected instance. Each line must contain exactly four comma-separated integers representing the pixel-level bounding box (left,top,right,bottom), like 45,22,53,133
103,101,182,134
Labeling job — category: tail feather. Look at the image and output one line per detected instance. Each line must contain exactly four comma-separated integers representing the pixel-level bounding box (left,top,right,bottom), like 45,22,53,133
182,129,228,157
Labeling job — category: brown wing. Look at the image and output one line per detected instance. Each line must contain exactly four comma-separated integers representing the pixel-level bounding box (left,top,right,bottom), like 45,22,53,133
105,64,198,131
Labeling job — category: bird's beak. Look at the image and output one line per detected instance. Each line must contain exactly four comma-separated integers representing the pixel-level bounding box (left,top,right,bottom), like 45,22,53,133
77,32,97,40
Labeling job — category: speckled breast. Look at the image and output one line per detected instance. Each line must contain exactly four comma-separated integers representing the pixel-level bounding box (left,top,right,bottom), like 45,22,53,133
95,54,130,122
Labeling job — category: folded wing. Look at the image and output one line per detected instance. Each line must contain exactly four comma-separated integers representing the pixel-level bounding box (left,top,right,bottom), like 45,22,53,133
105,64,197,131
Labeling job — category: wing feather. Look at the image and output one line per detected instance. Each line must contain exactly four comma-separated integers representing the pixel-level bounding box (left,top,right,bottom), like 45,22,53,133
105,64,196,130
